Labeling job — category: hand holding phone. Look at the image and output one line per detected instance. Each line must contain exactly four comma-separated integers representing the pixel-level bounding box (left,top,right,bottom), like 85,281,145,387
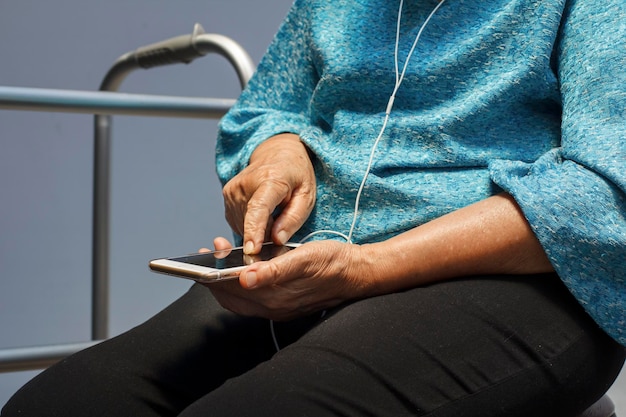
149,242,300,284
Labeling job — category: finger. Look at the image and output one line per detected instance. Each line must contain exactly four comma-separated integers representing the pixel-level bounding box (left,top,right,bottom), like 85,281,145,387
213,237,233,251
243,181,291,254
212,237,233,260
272,191,315,245
199,237,232,254
223,198,245,238
222,182,247,238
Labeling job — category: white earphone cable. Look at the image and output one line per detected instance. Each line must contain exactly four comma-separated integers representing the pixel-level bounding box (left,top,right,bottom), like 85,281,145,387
347,0,446,243
272,0,446,353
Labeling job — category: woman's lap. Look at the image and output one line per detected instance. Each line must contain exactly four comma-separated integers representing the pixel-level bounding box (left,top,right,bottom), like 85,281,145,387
3,274,624,417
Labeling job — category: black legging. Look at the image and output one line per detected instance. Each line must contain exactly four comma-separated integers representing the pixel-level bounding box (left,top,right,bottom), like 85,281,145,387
2,273,624,417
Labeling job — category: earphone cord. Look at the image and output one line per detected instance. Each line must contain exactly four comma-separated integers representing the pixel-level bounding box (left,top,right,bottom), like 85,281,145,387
347,0,446,244
272,0,446,353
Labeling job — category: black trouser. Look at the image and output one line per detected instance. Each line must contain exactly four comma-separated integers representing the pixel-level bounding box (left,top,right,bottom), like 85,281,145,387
2,274,624,417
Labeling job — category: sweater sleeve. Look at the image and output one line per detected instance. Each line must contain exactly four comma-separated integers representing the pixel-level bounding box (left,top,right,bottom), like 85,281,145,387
215,0,319,185
489,0,626,346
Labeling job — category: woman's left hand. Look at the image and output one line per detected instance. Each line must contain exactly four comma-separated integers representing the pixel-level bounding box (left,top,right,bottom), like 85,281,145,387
207,238,374,321
206,193,555,321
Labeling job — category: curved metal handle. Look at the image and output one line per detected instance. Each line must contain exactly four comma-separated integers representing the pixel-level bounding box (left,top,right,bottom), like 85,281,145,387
134,23,205,68
99,23,255,91
192,31,256,90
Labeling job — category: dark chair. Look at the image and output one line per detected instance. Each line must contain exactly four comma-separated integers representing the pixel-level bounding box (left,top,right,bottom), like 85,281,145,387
576,395,616,417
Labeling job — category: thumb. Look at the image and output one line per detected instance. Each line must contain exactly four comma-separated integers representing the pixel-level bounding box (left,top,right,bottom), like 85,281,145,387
239,252,290,290
239,262,274,290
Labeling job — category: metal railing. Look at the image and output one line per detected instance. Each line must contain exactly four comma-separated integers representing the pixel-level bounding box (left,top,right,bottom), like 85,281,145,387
0,23,254,372
0,86,236,118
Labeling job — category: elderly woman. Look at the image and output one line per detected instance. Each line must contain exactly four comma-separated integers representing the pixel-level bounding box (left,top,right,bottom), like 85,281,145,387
3,0,624,416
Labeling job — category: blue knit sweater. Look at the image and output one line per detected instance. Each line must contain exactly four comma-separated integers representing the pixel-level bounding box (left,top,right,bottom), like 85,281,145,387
216,0,626,346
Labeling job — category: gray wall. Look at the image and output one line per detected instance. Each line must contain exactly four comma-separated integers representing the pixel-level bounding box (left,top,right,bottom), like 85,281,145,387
1,0,624,411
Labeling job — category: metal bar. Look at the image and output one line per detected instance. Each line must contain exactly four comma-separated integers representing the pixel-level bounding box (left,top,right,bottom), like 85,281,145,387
89,27,253,341
0,342,103,373
92,114,112,341
0,86,234,118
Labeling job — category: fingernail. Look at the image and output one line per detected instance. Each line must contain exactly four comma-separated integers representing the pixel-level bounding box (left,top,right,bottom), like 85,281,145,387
244,241,254,254
244,271,258,289
277,230,289,245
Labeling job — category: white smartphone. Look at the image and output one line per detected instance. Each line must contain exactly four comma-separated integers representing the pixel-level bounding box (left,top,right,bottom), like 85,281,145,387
149,242,301,284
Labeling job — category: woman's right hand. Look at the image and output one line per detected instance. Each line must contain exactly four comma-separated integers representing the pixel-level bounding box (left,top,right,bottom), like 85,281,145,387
222,133,316,255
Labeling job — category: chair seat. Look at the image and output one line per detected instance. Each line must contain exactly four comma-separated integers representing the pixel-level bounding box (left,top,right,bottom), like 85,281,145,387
575,395,616,417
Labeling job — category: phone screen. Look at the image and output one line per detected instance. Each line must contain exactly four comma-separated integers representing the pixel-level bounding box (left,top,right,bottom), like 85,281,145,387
170,244,295,270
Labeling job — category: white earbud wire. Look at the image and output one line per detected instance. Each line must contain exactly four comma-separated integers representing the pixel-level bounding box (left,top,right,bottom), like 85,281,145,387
271,0,446,354
347,0,446,243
